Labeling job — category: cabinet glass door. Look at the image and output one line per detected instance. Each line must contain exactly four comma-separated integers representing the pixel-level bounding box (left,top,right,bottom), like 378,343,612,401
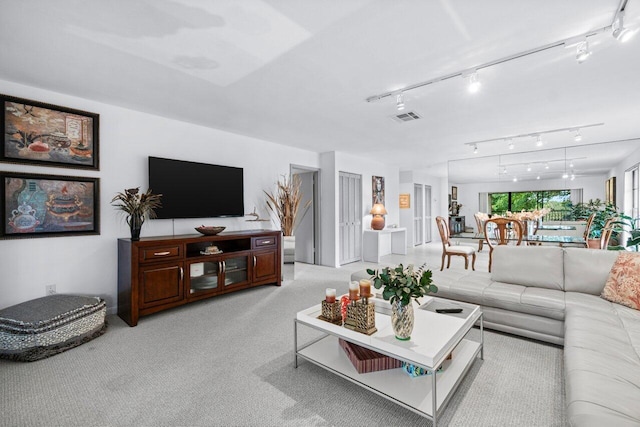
222,255,249,288
189,261,220,294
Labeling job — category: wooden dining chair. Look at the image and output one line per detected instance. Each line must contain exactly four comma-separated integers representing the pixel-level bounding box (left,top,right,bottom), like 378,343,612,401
598,217,616,250
484,217,524,272
474,212,488,251
436,216,476,271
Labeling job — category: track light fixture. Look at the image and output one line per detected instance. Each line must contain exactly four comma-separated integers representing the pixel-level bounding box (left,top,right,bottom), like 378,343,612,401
562,171,569,179
612,12,638,42
396,93,405,111
574,129,582,142
467,72,481,93
526,164,532,172
512,176,518,182
464,122,603,153
576,41,592,63
536,175,541,180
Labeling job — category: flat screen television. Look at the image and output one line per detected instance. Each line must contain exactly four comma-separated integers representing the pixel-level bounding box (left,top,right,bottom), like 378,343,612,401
148,156,244,219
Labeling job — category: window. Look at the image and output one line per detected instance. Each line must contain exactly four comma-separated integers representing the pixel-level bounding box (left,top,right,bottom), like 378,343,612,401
489,190,572,220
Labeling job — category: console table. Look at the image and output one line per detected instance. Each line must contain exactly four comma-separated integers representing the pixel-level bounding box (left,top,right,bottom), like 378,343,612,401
362,228,407,263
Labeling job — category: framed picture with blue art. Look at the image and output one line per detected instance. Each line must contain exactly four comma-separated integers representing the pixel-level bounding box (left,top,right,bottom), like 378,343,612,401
1,94,99,170
1,171,100,239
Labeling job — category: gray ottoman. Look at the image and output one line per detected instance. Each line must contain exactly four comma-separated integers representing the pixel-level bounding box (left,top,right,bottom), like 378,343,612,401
0,294,107,362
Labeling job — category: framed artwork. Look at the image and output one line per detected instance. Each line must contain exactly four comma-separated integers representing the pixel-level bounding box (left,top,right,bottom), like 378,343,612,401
605,177,616,205
1,94,99,170
372,176,385,206
451,186,458,201
451,201,458,215
399,193,410,209
1,171,100,239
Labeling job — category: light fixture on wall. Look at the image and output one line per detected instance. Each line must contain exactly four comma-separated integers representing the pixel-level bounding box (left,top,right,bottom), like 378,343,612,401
370,203,388,230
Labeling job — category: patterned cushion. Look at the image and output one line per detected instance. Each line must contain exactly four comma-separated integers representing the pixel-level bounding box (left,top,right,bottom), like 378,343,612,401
0,294,106,362
601,252,640,310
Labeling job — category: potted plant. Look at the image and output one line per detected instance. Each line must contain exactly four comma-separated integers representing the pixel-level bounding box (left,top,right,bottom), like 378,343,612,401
111,187,162,240
367,263,437,340
605,216,640,251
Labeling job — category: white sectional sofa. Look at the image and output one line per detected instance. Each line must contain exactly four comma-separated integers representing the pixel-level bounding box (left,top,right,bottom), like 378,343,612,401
351,245,640,426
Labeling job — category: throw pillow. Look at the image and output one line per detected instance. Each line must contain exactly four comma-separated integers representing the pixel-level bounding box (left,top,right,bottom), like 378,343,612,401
601,252,640,310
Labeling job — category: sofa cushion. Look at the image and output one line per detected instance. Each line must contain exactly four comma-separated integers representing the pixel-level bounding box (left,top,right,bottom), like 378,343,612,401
601,252,640,310
564,297,640,426
564,247,619,294
483,282,565,320
491,245,565,290
431,271,491,305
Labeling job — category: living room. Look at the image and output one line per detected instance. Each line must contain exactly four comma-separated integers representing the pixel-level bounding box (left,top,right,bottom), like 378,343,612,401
1,1,640,426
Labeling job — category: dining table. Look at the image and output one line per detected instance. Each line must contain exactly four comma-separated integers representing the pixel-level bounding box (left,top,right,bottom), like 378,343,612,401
452,232,586,247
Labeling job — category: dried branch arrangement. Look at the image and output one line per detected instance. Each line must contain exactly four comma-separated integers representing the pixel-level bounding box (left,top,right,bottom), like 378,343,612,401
264,174,310,236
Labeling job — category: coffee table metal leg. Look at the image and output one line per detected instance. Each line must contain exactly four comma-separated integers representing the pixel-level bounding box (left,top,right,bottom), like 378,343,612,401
480,315,484,360
432,369,438,426
294,320,298,368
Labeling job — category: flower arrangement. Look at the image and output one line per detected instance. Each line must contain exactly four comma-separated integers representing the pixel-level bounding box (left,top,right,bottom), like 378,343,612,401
111,187,162,239
367,263,437,306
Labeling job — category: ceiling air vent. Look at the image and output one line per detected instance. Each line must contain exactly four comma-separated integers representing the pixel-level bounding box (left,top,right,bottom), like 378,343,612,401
390,111,421,123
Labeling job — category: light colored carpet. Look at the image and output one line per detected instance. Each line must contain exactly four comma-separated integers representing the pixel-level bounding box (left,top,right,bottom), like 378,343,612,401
0,243,565,426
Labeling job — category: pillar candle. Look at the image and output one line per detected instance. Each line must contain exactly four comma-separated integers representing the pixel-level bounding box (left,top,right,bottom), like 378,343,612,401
359,279,371,298
325,288,336,303
348,281,359,301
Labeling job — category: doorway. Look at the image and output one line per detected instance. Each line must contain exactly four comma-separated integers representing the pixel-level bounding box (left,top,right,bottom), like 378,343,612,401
414,183,424,245
291,165,319,265
339,171,362,265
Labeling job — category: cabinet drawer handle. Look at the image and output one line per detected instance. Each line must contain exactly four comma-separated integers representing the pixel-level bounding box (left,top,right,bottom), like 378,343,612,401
253,256,256,267
154,251,171,256
180,267,184,281
261,240,272,244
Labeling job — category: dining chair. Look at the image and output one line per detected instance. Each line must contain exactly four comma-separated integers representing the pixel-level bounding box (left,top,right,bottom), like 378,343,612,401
436,216,476,271
474,212,488,251
598,217,616,250
484,217,524,272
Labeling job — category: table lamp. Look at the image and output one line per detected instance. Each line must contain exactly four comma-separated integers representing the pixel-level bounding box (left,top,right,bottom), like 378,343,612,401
370,203,387,230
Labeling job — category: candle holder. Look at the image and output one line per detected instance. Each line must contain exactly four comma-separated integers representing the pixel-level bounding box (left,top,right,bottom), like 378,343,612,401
344,300,377,335
319,300,343,325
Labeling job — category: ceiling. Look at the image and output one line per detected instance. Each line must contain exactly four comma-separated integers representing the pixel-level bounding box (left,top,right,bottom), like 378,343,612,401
1,0,639,179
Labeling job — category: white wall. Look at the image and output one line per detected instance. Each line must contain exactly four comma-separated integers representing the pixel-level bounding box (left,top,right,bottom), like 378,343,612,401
608,141,640,214
0,79,320,311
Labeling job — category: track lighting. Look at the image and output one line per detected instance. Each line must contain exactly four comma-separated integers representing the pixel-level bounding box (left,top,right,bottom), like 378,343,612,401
467,72,481,93
502,166,507,174
536,175,541,180
512,176,518,182
526,164,532,172
571,174,576,181
612,12,638,42
507,139,514,150
576,41,592,63
562,172,569,179
545,163,549,169
536,135,543,147
574,130,582,142
396,93,405,111
473,144,478,154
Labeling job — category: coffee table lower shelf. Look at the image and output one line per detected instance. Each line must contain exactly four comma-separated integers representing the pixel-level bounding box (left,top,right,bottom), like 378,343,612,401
296,334,481,420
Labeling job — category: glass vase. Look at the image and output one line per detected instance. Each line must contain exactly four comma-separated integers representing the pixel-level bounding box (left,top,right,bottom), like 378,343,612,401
391,300,414,341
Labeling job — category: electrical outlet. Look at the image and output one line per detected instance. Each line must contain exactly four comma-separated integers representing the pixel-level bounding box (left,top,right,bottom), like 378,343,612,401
46,284,56,295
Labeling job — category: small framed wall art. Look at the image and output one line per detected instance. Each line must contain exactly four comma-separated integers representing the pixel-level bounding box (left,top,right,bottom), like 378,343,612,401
1,171,100,239
399,193,410,209
1,94,99,170
372,176,385,206
451,186,458,201
605,177,616,205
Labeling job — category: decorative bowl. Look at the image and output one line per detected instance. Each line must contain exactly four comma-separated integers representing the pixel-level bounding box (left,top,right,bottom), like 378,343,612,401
195,226,226,236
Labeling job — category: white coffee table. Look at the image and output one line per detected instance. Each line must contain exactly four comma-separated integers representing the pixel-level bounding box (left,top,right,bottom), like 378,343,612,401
294,296,483,426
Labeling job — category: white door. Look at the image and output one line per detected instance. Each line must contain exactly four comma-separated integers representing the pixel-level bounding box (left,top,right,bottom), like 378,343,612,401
425,185,432,242
339,171,362,265
293,171,316,264
414,184,424,245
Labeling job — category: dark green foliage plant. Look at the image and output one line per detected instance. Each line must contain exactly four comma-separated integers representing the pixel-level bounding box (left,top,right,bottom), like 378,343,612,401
367,263,437,306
